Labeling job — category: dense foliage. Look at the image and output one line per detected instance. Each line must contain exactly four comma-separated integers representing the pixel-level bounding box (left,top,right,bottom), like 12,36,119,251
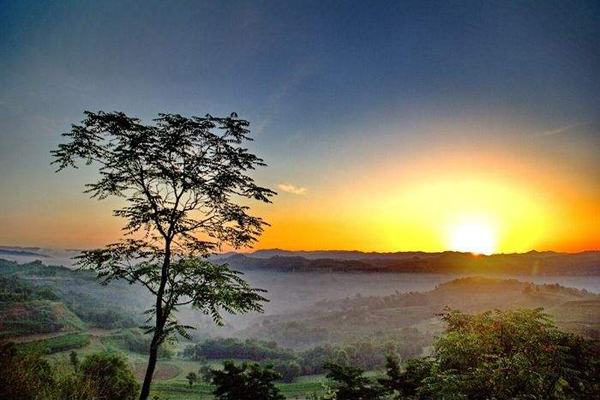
184,337,295,361
80,353,140,400
212,360,285,400
407,308,600,400
184,336,418,382
0,343,138,400
0,259,144,336
320,309,600,400
323,361,386,400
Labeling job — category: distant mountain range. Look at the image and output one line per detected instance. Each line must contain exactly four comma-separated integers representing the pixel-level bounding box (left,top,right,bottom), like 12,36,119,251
216,249,600,276
0,248,49,258
247,249,441,260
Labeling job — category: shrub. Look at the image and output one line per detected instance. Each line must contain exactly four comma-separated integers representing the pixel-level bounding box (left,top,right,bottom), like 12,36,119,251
212,361,285,400
391,308,600,400
80,352,139,400
0,341,55,400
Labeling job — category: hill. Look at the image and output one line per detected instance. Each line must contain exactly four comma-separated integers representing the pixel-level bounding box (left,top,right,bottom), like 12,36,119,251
240,276,600,348
220,250,600,276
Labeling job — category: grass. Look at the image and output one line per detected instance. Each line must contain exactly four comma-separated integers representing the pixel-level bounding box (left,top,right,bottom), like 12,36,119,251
149,379,326,400
17,333,91,354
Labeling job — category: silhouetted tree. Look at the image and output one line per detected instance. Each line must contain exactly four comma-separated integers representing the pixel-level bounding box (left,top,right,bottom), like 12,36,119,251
212,361,285,400
52,111,275,400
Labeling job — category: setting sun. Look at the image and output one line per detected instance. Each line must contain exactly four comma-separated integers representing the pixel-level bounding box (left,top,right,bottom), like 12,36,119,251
448,220,496,255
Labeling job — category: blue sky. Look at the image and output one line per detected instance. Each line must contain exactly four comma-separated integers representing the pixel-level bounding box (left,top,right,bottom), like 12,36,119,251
1,1,599,250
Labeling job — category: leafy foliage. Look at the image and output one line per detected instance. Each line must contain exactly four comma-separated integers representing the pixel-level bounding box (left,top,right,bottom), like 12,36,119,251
0,341,55,400
79,352,140,400
212,360,285,400
184,337,295,362
322,361,386,400
389,308,600,400
186,371,198,387
0,343,137,400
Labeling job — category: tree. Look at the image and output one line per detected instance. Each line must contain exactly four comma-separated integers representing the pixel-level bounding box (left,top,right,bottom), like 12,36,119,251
199,364,214,382
52,111,275,400
395,308,600,400
186,371,198,387
273,360,302,383
79,352,139,400
377,354,402,398
322,361,385,400
212,361,285,400
69,350,80,372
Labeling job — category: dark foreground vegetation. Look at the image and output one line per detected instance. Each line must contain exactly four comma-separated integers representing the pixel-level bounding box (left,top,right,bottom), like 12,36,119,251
0,342,139,400
2,308,598,399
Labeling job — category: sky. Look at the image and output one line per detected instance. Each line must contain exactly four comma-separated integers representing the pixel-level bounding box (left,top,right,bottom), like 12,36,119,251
0,0,599,253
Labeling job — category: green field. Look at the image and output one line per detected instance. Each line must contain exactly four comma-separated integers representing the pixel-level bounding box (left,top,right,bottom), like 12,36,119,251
17,333,91,354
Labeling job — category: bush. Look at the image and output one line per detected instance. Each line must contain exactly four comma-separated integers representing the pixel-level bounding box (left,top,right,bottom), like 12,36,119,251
322,361,386,400
0,341,55,400
79,352,139,400
392,308,600,400
212,361,285,400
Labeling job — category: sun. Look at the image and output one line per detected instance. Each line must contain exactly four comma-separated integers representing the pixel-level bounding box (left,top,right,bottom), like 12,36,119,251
448,220,496,255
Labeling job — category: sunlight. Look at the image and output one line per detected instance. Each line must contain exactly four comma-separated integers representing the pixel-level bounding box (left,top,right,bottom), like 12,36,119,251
448,220,496,255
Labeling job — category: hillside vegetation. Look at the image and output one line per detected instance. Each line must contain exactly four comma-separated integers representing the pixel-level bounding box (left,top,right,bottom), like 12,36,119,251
242,276,600,348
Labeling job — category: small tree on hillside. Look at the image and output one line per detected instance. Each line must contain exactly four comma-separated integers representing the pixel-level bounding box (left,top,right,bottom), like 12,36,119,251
52,111,276,400
186,371,198,387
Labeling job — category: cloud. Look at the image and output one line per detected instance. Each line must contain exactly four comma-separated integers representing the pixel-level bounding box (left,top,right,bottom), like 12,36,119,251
538,122,589,137
278,183,307,195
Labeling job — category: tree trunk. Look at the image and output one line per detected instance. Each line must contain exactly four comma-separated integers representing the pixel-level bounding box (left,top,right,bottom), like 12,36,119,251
139,240,171,400
139,329,161,400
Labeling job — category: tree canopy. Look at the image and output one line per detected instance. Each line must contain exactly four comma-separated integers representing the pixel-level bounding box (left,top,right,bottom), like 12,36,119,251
389,308,600,400
211,361,285,400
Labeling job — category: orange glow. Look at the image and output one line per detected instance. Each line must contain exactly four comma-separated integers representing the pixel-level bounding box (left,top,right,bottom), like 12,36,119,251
253,149,600,254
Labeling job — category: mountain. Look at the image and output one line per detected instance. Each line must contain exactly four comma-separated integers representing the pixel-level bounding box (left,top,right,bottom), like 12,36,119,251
0,248,49,258
218,251,600,276
249,248,440,260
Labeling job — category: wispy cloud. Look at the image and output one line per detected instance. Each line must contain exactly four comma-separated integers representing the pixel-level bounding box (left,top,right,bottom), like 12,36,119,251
278,183,307,195
538,122,589,137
